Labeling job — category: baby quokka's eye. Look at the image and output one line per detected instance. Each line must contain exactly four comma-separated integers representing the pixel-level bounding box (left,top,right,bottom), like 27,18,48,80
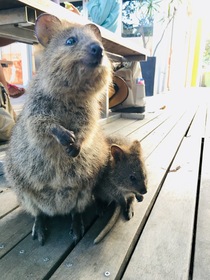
65,36,77,46
130,174,137,182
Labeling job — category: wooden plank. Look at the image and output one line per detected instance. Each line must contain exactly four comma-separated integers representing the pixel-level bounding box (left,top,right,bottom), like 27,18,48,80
0,207,32,258
102,111,161,136
139,103,199,159
49,102,196,280
0,205,96,279
0,215,74,279
193,99,210,279
103,118,137,135
123,136,201,280
138,110,186,157
122,105,206,280
0,186,18,218
111,110,168,138
193,139,210,280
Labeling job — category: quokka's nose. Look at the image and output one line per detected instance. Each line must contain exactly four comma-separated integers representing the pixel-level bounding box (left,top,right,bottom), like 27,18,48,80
141,188,147,195
89,43,103,59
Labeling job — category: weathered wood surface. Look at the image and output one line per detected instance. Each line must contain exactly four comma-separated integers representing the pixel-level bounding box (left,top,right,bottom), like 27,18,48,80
0,91,210,280
51,106,197,280
122,103,206,280
193,97,210,280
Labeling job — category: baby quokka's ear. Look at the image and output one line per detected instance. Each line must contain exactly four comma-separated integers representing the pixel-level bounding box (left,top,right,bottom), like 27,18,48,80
129,140,141,155
111,144,125,162
35,13,62,47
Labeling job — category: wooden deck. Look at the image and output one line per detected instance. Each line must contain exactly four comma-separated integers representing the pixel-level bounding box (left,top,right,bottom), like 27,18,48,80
0,89,210,280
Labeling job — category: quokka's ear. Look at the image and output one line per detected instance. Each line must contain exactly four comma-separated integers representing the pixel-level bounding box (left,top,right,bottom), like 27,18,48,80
84,24,102,41
130,140,141,154
111,144,125,162
35,13,62,47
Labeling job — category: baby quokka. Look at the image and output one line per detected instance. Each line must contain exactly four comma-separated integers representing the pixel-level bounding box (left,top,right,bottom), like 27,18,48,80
93,136,147,244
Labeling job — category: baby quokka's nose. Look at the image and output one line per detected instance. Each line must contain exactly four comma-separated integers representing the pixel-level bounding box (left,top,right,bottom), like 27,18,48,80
141,188,147,195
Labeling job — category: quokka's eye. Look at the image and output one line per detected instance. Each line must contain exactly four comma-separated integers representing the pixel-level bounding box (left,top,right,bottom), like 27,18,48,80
130,175,136,182
66,37,77,46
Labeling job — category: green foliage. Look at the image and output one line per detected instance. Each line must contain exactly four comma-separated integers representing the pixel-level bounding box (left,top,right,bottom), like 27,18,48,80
122,0,156,38
203,39,210,66
122,0,182,51
138,0,161,18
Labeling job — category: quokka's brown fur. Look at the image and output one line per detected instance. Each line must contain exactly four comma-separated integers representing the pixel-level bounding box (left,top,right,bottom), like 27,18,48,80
93,136,147,244
4,14,112,245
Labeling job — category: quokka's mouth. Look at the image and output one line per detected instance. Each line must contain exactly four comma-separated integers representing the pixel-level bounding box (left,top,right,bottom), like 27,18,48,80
83,57,102,68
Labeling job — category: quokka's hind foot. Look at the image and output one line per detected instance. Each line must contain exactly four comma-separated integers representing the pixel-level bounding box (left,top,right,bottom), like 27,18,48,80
32,214,48,246
70,212,84,244
95,199,109,217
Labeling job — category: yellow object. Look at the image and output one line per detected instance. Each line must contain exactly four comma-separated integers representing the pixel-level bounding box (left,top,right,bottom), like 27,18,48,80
191,19,202,86
64,2,73,10
64,2,80,14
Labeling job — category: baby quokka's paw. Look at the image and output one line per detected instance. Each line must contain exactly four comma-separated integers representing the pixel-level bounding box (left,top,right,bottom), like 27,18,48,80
124,193,145,220
124,203,135,220
124,194,136,220
51,126,80,157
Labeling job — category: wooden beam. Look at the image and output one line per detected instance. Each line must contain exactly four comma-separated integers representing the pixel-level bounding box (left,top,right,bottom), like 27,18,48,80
17,0,147,58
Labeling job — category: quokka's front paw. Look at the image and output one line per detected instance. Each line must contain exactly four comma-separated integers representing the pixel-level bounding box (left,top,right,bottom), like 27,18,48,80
51,127,75,145
66,144,80,157
51,127,80,157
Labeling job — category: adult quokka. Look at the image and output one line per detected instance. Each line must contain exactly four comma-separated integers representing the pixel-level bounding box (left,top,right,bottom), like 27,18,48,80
4,13,112,245
93,136,147,244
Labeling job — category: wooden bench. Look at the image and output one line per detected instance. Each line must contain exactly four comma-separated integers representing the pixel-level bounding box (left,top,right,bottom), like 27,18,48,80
0,0,147,61
1,89,210,279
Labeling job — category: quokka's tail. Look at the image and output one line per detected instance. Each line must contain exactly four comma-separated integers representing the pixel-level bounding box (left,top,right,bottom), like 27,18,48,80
94,204,121,244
